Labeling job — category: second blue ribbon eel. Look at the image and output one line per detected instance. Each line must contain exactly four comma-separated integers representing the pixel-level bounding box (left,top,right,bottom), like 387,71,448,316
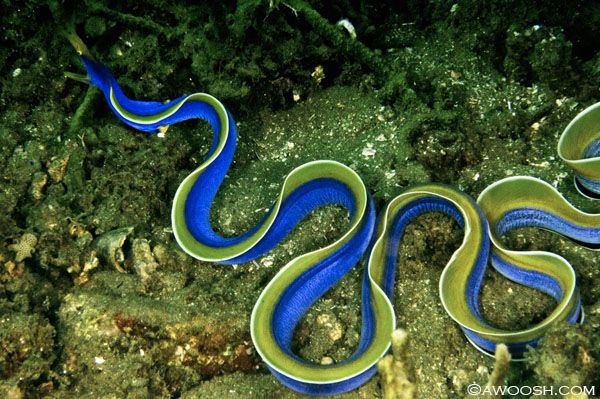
558,102,600,199
68,35,599,395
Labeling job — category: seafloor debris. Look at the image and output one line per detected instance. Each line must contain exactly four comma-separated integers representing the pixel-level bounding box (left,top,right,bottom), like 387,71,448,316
131,238,159,283
377,329,416,399
8,232,38,262
337,18,357,40
95,226,133,273
46,153,70,183
485,344,511,399
29,172,48,200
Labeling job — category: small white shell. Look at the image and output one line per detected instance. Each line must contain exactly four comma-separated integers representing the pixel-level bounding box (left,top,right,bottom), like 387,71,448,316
95,226,134,273
336,19,357,40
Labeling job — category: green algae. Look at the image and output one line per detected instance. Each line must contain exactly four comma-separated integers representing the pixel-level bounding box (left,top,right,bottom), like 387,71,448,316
0,313,56,396
525,321,596,394
0,1,599,398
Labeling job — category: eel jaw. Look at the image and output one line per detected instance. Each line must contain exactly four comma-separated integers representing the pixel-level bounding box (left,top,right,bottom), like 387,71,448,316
63,31,96,85
64,71,91,85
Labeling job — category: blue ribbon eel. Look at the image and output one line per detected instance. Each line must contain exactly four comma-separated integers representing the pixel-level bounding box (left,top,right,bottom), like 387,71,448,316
476,176,599,356
558,102,600,199
66,33,599,395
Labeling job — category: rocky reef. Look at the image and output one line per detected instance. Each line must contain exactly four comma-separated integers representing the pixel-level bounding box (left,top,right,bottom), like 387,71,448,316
1,1,599,398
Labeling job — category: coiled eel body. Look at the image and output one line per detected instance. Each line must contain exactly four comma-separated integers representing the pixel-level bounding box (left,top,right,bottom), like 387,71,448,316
69,41,599,395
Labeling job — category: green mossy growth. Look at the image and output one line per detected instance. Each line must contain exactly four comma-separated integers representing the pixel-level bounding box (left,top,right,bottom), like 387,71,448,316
0,313,56,395
526,322,596,391
504,25,574,91
84,16,107,37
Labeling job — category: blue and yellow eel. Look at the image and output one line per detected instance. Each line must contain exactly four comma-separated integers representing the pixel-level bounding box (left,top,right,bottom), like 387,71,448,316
67,34,600,395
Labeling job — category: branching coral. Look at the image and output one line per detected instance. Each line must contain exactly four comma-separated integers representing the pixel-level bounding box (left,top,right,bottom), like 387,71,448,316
377,329,416,399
